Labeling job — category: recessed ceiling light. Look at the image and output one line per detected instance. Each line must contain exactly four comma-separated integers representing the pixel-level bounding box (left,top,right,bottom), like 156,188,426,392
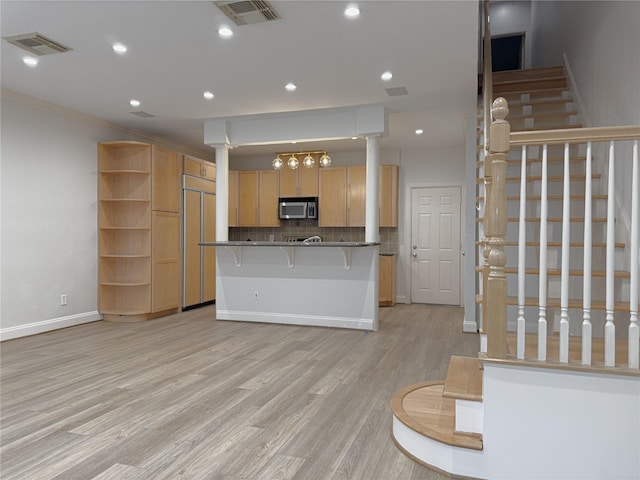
218,26,233,38
203,91,215,100
23,56,38,67
381,71,393,81
415,129,424,135
129,99,141,108
285,82,297,92
112,43,127,54
345,6,360,18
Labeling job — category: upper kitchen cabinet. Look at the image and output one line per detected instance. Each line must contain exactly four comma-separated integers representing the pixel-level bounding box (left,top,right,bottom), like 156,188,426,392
319,164,398,228
258,170,281,226
319,166,365,227
238,171,258,226
228,170,238,227
238,170,281,227
347,166,366,227
318,167,347,226
279,154,319,198
380,165,399,227
183,155,216,181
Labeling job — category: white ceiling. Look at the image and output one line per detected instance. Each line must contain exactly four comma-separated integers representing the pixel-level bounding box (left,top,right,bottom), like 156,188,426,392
0,1,479,158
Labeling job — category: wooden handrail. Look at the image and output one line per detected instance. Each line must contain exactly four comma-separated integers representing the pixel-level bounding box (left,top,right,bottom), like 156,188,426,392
510,125,640,146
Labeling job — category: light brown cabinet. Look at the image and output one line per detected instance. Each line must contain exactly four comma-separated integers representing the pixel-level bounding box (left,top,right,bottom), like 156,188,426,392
319,166,366,227
238,170,281,227
183,176,216,308
380,165,399,227
379,255,397,306
348,166,366,226
152,210,180,312
238,171,258,226
98,141,180,321
258,170,281,226
319,165,398,227
280,156,319,197
228,170,238,227
153,146,180,213
184,155,216,181
318,167,347,226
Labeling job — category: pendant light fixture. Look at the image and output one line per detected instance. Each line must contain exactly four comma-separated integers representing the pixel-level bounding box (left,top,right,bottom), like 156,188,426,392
272,150,331,170
319,152,332,168
287,154,299,169
303,153,315,168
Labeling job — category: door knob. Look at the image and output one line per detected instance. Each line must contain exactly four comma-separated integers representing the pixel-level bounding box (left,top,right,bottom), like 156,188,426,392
412,245,417,250
412,252,418,258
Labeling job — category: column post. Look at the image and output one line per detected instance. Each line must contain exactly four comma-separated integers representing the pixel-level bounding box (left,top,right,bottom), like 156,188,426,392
365,135,381,243
214,144,230,242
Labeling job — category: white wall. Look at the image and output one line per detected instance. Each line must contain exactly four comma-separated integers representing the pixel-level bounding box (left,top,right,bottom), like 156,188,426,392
489,1,531,37
397,146,467,304
528,0,640,264
0,91,214,339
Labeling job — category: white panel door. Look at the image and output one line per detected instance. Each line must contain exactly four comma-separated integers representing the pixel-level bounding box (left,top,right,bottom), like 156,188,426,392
411,186,461,305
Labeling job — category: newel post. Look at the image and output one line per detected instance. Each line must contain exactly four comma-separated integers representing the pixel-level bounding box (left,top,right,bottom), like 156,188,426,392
486,97,510,359
482,116,494,331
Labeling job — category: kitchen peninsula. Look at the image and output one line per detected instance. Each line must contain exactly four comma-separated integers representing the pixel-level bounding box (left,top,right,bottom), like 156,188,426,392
202,241,379,331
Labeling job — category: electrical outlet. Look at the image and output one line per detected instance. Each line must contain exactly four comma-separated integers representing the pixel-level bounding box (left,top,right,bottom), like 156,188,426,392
252,290,259,301
60,294,68,306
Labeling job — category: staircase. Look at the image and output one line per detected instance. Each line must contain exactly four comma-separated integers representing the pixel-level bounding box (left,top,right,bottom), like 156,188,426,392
390,66,640,479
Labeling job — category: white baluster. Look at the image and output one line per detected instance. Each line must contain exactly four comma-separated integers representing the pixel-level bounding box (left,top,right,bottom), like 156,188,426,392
559,143,570,363
517,145,527,359
605,141,616,367
538,144,548,361
582,142,593,365
629,140,639,368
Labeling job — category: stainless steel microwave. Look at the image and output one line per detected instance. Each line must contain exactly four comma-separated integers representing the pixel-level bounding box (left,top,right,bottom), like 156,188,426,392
278,197,318,219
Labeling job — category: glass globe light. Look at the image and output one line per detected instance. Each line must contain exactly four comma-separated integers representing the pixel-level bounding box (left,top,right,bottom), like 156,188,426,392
288,155,299,169
319,153,332,168
303,153,315,168
272,155,283,170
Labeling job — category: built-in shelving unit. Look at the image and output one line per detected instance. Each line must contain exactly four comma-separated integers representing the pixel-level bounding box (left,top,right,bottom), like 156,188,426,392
98,142,154,318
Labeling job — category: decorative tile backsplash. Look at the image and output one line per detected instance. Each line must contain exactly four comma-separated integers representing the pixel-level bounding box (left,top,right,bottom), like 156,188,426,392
229,219,398,254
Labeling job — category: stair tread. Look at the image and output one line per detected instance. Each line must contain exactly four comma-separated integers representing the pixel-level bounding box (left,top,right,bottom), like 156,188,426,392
475,266,631,278
443,356,483,401
475,240,626,248
475,294,632,312
492,66,565,83
476,216,608,223
391,381,483,451
476,174,601,183
476,194,607,201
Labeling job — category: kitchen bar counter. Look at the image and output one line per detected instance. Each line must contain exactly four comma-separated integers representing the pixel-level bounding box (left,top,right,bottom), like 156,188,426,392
200,241,379,247
203,242,379,331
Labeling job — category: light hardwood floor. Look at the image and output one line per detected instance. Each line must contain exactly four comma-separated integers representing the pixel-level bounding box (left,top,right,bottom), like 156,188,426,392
1,304,479,480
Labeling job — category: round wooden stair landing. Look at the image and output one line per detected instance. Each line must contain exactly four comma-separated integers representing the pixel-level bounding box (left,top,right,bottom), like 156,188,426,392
391,381,483,451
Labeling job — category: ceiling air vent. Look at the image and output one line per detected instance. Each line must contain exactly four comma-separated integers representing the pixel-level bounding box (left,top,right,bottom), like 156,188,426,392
213,0,281,25
385,87,409,97
130,111,156,118
2,32,72,56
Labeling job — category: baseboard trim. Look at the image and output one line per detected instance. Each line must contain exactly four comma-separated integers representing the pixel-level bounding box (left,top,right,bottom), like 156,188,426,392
216,309,376,331
1,311,102,341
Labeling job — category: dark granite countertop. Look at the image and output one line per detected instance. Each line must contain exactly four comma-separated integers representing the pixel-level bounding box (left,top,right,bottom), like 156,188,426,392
200,241,380,248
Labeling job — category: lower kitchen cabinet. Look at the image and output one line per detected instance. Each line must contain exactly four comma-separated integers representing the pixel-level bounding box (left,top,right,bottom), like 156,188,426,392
183,175,216,308
379,254,396,306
